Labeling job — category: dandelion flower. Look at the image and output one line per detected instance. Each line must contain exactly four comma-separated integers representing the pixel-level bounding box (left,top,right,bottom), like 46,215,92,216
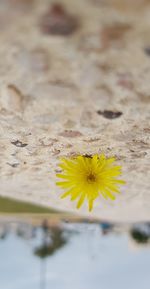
56,154,125,211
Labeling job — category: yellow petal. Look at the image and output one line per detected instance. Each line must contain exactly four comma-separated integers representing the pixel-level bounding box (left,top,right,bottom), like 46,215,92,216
106,157,115,165
61,190,72,199
88,199,94,211
56,174,69,179
102,189,116,200
77,193,86,209
106,183,120,193
115,179,126,184
71,190,81,201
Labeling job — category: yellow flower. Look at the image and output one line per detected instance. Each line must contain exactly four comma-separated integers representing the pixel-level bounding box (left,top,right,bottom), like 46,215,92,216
56,154,125,211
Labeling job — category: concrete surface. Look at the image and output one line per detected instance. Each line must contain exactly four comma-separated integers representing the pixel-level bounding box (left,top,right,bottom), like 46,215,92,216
0,0,149,221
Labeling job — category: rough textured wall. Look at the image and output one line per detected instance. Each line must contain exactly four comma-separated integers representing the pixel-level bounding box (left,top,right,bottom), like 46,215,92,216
0,0,149,221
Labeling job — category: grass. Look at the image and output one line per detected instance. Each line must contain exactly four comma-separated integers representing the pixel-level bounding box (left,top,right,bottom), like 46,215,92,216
0,196,59,214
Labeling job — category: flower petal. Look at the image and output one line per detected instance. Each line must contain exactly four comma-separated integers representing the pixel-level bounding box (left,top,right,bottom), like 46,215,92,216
77,193,86,209
88,199,94,211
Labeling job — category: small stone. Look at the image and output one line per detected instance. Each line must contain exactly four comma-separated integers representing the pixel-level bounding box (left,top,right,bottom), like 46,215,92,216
59,130,83,137
101,23,131,49
97,110,123,119
7,162,19,168
40,3,78,36
52,148,61,156
83,154,92,158
144,47,150,56
0,84,24,112
11,140,28,147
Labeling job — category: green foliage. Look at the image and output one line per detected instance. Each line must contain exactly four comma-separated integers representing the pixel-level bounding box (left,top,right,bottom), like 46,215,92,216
0,196,57,214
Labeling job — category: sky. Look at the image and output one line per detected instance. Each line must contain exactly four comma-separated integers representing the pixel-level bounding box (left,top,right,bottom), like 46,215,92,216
0,223,150,289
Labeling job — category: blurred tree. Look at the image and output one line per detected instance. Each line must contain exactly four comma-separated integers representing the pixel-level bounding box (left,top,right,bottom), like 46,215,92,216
130,228,149,244
34,225,67,259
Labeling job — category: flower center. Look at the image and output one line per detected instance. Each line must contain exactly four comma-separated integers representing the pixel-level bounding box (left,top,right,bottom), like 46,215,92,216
87,173,96,183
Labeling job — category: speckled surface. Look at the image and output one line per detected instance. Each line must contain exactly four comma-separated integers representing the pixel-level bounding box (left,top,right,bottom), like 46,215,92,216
0,0,149,221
